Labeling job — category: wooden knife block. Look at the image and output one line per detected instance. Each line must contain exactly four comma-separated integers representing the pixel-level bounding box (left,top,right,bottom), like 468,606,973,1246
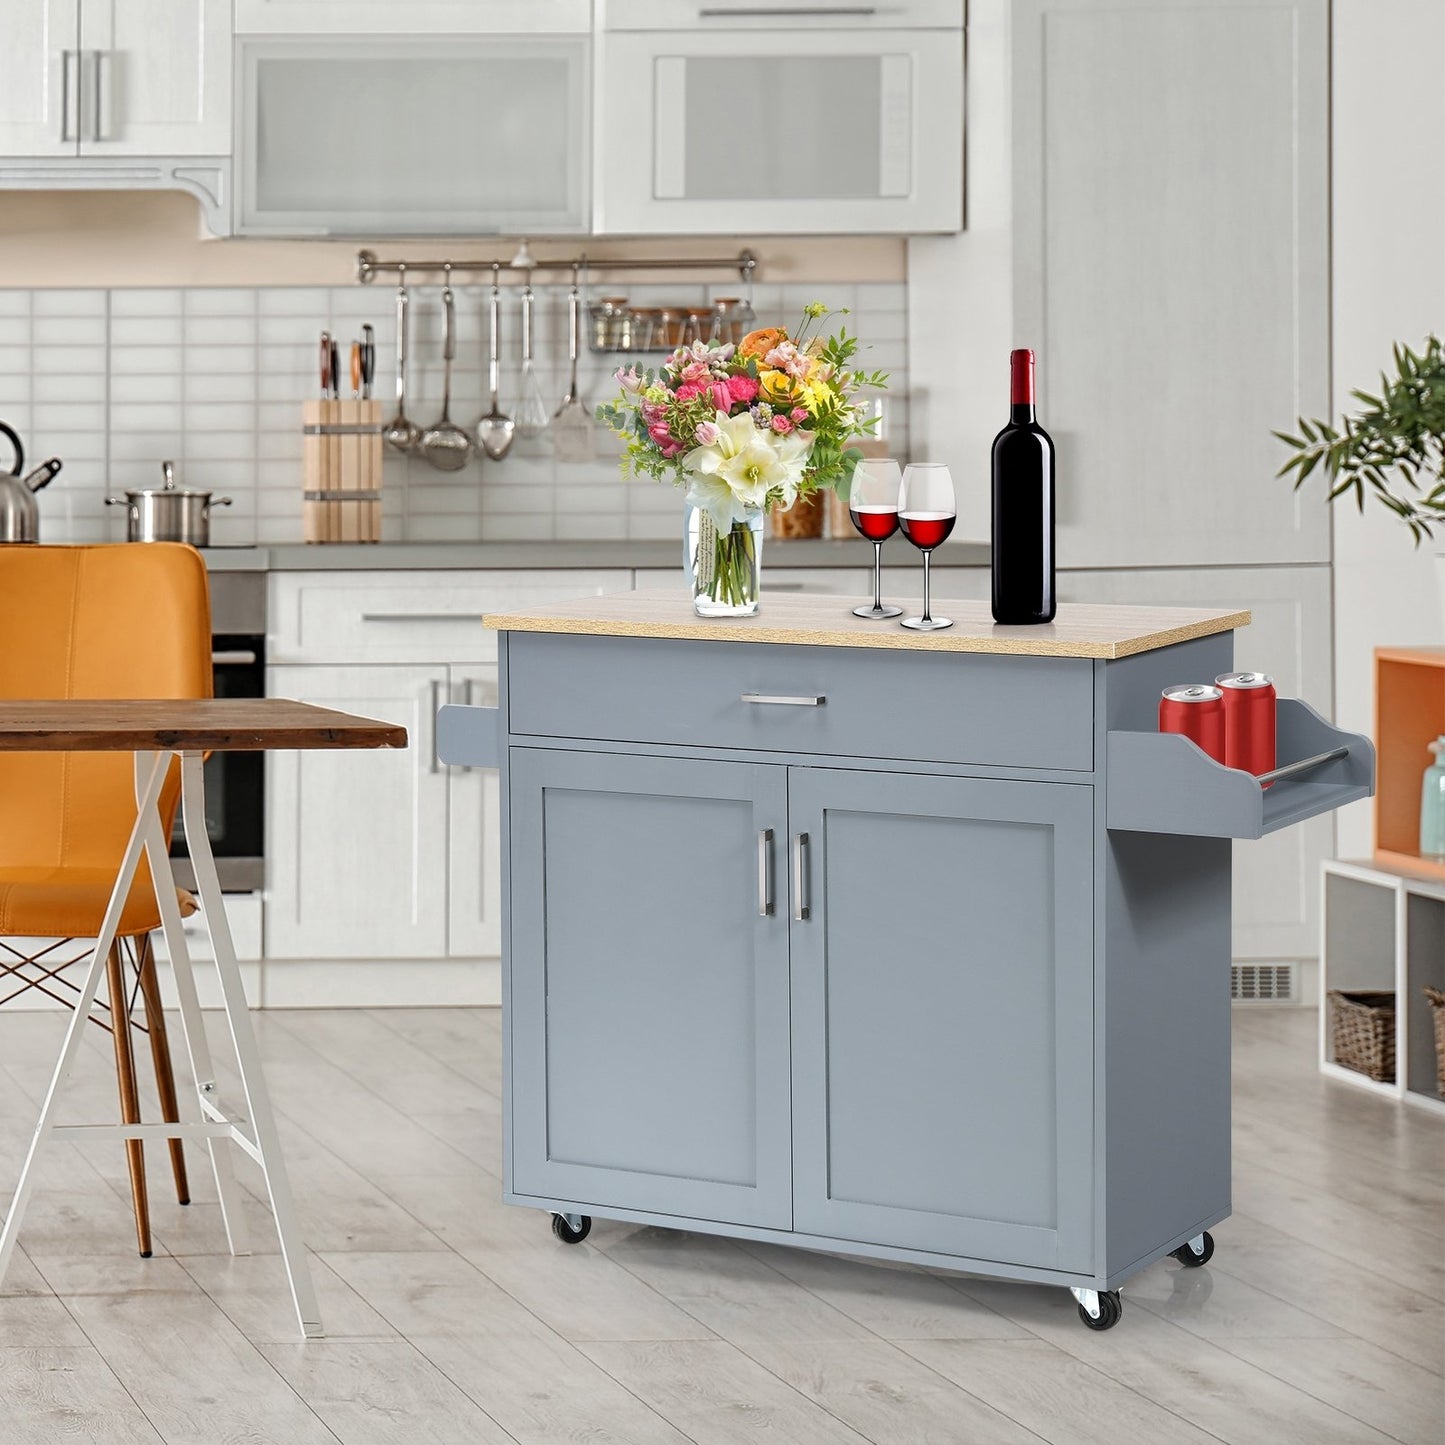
302,399,383,543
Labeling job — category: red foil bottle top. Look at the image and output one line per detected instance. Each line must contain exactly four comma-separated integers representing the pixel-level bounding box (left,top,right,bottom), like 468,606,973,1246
1010,348,1035,406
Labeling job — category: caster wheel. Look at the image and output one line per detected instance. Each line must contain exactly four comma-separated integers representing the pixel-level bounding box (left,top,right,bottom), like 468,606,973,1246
1171,1231,1214,1268
1078,1290,1123,1331
551,1212,592,1244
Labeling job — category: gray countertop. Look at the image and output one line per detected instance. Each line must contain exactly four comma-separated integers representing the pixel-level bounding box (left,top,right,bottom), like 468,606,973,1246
199,539,991,572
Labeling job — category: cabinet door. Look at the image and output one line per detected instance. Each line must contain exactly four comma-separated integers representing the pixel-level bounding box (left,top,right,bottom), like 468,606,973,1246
0,0,79,157
509,749,792,1228
265,663,449,960
597,26,962,235
789,768,1095,1271
1060,563,1332,961
79,0,230,155
236,36,589,235
446,663,500,959
1012,0,1329,566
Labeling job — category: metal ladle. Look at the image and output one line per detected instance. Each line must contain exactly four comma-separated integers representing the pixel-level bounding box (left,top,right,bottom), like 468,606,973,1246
476,264,515,461
418,266,473,472
383,266,420,454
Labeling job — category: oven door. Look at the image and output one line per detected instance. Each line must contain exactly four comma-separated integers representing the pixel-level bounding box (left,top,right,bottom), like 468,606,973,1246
170,635,265,892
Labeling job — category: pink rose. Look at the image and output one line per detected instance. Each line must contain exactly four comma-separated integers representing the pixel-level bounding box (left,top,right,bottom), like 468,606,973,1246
674,382,702,401
710,380,733,413
694,420,720,446
641,401,665,424
790,407,808,423
727,375,759,404
770,414,795,434
680,361,711,386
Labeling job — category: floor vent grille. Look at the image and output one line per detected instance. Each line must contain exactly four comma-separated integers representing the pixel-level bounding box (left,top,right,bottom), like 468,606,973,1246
1231,962,1297,1003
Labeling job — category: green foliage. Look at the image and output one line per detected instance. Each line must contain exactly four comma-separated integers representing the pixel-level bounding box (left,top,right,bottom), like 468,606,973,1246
1274,335,1445,545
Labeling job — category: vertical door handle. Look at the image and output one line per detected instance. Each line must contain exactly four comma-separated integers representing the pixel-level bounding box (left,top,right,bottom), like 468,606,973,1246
428,679,443,774
60,51,79,143
757,829,774,917
792,832,810,922
91,50,107,143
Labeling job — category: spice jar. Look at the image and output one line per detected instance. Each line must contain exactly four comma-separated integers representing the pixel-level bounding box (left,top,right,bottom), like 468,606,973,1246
682,307,711,347
710,298,739,345
630,308,660,351
656,307,682,350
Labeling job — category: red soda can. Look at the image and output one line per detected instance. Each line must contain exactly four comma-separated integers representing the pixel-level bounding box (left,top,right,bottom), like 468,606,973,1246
1215,671,1277,784
1159,684,1226,764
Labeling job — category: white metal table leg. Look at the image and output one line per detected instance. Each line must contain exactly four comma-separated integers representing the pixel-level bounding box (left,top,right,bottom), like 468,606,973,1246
179,751,322,1339
0,753,169,1287
136,752,252,1258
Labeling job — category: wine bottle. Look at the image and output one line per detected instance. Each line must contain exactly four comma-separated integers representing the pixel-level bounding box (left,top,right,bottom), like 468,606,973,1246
991,348,1056,624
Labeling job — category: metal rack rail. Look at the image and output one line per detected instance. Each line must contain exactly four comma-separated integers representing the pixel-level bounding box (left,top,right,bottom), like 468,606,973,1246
356,247,758,286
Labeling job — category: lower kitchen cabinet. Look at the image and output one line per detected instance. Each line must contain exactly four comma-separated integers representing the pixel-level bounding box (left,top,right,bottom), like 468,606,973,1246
508,748,793,1228
789,767,1095,1270
266,662,450,960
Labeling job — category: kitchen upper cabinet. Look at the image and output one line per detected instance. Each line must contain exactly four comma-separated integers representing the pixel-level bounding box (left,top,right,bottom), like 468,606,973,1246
265,662,451,962
788,767,1095,1270
0,0,228,158
235,35,590,235
1058,563,1332,962
78,0,231,155
235,1,590,33
1012,0,1329,568
595,0,964,236
0,1,78,157
508,748,794,1229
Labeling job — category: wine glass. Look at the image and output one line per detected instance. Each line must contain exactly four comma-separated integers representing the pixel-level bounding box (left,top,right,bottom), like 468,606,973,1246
848,458,903,619
898,463,956,631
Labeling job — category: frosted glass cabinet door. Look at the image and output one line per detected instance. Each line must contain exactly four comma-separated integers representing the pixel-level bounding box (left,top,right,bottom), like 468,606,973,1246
596,29,963,234
237,37,589,235
788,768,1095,1272
508,749,793,1229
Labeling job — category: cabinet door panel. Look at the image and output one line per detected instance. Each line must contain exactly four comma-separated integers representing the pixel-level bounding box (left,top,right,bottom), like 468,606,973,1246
1061,563,1331,960
265,663,448,960
509,749,791,1228
0,0,79,157
80,0,230,155
1013,0,1328,566
790,768,1094,1271
447,663,500,959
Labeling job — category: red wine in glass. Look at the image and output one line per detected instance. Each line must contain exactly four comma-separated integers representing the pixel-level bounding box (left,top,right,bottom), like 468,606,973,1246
848,460,904,619
899,511,956,550
849,504,900,542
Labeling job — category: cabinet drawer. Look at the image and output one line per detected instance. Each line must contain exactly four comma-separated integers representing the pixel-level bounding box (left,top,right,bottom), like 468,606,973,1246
268,570,630,664
507,634,1094,772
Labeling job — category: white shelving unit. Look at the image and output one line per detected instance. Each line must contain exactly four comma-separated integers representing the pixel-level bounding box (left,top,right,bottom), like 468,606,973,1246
1319,858,1445,1116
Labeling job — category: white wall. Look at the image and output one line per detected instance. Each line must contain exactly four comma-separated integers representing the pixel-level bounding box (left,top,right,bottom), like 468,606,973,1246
1330,0,1445,858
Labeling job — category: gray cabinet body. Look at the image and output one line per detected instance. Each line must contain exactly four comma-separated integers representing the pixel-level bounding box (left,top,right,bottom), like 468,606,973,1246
459,623,1370,1293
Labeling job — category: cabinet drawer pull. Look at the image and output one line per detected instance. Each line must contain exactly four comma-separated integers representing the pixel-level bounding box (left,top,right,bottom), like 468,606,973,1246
60,51,79,143
361,612,487,624
792,832,810,922
699,6,878,16
757,828,774,917
1255,746,1349,786
741,693,826,707
428,679,444,773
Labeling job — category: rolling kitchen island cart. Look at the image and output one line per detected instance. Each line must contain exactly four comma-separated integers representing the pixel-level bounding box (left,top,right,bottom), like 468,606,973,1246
438,591,1374,1330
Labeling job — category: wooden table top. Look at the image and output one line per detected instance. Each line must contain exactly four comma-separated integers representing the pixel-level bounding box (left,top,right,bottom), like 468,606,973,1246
0,699,408,753
485,589,1252,661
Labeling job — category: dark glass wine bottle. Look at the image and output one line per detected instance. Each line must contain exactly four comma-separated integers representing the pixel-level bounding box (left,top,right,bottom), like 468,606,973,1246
990,348,1056,625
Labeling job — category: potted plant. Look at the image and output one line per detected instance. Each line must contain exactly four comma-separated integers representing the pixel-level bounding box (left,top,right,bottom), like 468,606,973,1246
1275,334,1445,622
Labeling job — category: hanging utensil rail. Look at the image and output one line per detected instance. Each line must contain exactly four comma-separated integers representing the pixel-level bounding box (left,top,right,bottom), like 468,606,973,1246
355,248,758,285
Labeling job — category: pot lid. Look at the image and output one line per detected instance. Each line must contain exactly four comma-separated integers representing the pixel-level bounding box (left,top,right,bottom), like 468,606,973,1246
121,460,212,500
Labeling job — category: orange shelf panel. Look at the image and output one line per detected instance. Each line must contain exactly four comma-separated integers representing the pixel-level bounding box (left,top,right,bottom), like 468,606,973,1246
1374,648,1445,866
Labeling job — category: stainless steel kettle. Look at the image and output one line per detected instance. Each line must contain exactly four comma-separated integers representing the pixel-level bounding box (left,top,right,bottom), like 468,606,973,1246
0,422,62,543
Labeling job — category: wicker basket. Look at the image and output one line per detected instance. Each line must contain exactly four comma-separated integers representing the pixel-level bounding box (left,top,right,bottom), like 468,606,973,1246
1328,990,1396,1083
1425,987,1445,1097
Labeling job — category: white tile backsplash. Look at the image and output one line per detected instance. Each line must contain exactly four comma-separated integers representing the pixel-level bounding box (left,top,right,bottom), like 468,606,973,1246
0,282,907,545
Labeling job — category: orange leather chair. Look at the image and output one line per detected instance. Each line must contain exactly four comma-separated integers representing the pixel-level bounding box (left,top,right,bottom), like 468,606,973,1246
0,543,212,1257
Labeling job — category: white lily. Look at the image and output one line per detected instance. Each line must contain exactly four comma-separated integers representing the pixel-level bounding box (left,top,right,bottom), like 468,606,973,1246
682,411,814,529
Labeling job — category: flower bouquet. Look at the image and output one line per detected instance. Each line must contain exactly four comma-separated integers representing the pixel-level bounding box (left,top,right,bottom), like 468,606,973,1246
597,304,888,616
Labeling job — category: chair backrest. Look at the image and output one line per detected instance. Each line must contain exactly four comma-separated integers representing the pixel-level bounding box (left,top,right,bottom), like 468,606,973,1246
0,544,212,875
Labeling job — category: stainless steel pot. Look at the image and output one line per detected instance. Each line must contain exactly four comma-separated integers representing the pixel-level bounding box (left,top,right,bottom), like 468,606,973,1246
106,460,232,545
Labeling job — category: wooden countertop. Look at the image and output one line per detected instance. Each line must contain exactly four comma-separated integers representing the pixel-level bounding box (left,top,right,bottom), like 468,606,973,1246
0,699,408,752
485,589,1251,660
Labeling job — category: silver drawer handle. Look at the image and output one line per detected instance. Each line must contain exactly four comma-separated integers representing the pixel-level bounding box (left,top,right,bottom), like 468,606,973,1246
211,649,258,666
792,832,810,922
362,612,487,624
1255,746,1349,786
758,829,774,917
742,693,826,707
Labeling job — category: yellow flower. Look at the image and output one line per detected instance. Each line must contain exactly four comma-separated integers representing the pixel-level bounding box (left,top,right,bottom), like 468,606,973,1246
758,369,798,406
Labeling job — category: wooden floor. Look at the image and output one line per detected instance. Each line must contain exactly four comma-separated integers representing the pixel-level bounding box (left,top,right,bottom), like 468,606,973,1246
0,1005,1440,1445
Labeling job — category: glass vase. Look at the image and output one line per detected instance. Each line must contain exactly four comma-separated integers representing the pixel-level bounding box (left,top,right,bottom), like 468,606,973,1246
684,505,764,617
